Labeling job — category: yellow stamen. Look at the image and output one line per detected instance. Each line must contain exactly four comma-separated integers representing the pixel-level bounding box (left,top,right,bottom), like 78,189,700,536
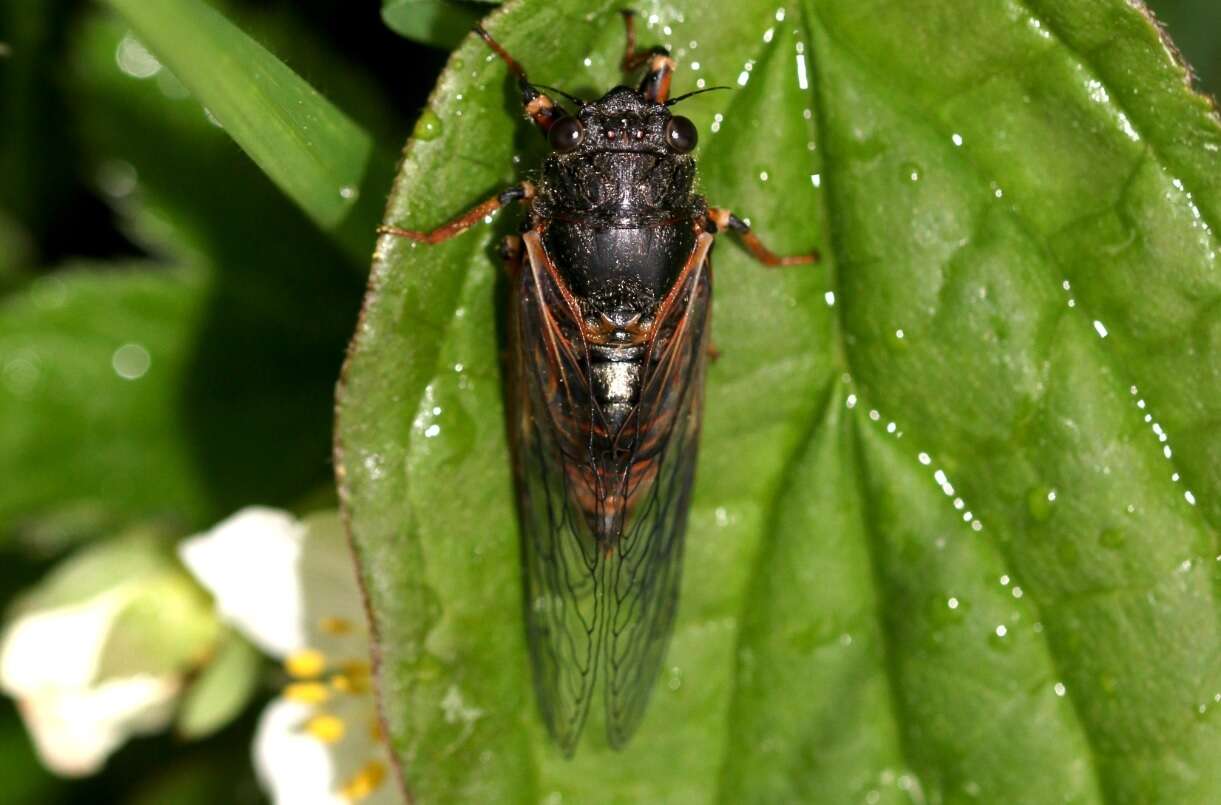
331,673,370,694
340,659,371,679
339,760,387,802
304,713,346,744
284,682,331,704
319,616,355,635
285,649,327,679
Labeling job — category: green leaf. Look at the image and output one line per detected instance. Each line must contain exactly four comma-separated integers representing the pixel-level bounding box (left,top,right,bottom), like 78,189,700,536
0,265,215,534
175,633,261,740
382,0,495,50
100,0,391,260
0,259,347,538
336,1,1221,801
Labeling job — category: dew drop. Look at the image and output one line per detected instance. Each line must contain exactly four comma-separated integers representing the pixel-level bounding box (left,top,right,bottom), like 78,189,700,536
414,109,444,141
929,594,966,626
111,343,151,380
116,33,162,79
97,160,138,198
900,162,922,183
1026,486,1056,522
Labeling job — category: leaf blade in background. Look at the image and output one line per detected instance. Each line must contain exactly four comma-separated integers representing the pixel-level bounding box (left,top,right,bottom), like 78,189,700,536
381,0,494,50
101,0,390,260
0,265,216,537
0,11,375,539
338,0,1220,801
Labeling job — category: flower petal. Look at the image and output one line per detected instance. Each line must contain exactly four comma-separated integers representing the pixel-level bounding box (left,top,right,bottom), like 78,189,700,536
0,591,127,694
18,674,179,777
179,507,308,658
254,695,399,805
253,698,347,805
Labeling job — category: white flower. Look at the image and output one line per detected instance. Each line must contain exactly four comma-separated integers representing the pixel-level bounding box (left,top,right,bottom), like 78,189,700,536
0,538,204,776
180,507,395,805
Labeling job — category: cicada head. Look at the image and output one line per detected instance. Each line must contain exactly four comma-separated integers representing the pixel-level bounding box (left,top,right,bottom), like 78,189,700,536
537,86,698,219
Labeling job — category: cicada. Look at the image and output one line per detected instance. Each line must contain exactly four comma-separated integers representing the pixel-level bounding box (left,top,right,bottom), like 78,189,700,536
380,12,817,755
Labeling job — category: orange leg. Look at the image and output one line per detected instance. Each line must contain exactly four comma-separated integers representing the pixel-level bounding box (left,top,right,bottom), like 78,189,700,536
475,26,566,132
707,207,819,267
620,11,675,103
378,182,534,244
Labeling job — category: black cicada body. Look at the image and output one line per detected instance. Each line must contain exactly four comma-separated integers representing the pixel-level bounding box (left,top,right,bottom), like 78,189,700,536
380,12,817,755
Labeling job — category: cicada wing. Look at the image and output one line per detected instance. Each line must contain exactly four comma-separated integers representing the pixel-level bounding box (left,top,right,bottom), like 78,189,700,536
603,245,712,748
515,233,605,755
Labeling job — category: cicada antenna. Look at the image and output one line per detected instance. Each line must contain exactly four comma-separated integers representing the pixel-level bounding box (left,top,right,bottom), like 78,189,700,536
664,86,733,106
535,84,588,108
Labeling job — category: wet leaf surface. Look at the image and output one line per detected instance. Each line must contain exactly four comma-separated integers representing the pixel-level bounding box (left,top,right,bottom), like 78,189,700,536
336,1,1221,800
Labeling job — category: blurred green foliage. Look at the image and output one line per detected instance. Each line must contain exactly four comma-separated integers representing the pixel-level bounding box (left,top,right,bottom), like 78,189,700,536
0,0,431,800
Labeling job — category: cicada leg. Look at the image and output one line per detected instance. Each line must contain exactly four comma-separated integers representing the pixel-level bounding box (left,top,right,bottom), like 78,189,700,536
705,207,820,267
475,25,567,133
620,10,675,104
377,182,535,244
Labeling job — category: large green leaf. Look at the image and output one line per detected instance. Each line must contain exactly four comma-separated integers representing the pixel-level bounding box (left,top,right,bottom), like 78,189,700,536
336,0,1220,801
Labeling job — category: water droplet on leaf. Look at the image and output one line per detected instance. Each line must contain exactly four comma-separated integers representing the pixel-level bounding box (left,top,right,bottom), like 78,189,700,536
414,109,443,141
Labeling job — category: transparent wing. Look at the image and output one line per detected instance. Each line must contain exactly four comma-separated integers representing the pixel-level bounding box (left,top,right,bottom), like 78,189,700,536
515,233,604,755
515,231,712,753
603,248,711,747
